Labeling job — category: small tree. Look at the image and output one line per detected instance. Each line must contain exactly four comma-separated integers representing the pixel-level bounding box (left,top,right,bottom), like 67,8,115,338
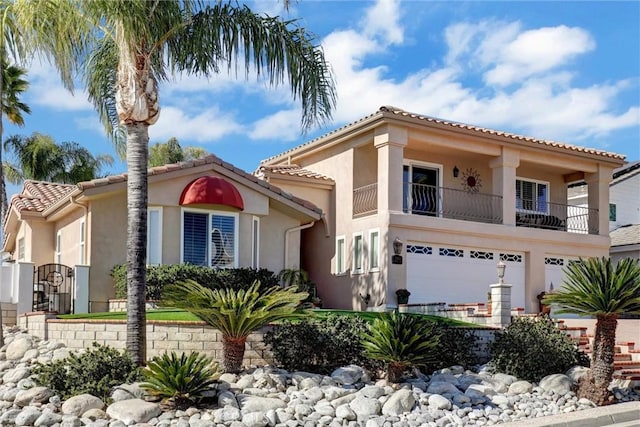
161,280,307,373
543,257,640,405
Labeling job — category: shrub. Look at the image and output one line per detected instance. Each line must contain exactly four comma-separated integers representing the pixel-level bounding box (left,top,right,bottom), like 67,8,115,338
488,316,590,382
141,351,220,408
264,314,376,374
362,311,440,382
427,326,480,372
111,264,279,300
34,343,142,401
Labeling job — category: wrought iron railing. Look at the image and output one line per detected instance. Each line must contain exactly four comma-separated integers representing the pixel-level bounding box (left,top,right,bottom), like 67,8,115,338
353,183,378,216
516,200,598,234
404,183,503,224
354,182,599,234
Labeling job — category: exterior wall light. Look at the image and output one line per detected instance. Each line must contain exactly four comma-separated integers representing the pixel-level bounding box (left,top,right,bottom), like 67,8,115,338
453,165,460,177
393,237,403,255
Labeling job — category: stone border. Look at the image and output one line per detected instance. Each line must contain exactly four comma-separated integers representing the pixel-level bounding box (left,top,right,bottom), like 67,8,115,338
498,401,640,427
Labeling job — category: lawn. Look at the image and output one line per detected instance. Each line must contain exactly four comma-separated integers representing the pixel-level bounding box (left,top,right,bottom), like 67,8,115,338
58,307,479,327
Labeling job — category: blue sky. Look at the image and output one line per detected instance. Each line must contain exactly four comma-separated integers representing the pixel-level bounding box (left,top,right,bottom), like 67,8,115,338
4,0,639,198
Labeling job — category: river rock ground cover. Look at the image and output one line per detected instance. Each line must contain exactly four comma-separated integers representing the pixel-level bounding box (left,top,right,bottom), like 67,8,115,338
0,328,638,427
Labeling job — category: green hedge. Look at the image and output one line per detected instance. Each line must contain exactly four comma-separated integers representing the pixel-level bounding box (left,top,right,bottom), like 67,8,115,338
111,264,279,300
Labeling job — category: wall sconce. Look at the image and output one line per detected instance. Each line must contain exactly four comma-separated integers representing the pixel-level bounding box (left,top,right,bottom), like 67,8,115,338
496,260,506,285
393,237,403,255
453,166,459,178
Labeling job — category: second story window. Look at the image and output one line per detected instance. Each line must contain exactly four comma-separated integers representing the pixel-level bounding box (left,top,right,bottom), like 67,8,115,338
336,236,346,274
353,233,363,273
55,231,62,264
516,179,548,213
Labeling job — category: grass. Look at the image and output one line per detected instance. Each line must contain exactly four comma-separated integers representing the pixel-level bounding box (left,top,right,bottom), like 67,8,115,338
58,307,479,327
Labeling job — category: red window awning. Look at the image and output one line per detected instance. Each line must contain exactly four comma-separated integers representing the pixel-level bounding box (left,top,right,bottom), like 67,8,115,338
179,176,244,210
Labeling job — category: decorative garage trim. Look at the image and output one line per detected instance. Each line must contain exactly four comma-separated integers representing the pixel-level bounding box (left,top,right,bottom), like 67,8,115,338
407,245,432,255
545,257,564,266
439,247,464,257
500,253,522,263
471,250,494,260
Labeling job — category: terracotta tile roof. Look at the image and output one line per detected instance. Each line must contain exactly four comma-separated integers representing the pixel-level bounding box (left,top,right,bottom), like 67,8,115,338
255,165,334,182
610,224,640,247
75,154,322,215
9,181,76,214
261,105,626,164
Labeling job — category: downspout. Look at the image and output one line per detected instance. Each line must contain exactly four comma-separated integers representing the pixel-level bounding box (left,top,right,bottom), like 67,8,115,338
70,195,89,265
284,221,315,270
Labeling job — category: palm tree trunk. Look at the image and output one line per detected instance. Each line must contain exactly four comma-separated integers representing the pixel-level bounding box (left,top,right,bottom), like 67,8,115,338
579,314,617,406
0,57,5,348
222,335,247,373
387,362,406,383
125,122,149,366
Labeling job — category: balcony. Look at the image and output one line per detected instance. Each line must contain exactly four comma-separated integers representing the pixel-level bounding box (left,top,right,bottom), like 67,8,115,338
353,182,598,234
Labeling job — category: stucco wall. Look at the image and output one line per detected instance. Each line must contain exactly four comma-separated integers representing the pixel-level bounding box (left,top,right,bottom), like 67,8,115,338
611,173,640,229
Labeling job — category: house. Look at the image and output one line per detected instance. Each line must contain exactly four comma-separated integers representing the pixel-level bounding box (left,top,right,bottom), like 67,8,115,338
258,106,626,312
1,155,322,316
568,161,640,262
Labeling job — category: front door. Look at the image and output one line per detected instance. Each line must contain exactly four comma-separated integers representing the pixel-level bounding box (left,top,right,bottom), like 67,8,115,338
403,165,439,215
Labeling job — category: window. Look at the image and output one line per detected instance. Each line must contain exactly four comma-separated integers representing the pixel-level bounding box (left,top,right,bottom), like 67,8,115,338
369,229,380,270
252,216,260,268
55,231,62,264
336,236,346,274
182,210,237,268
609,203,617,221
516,179,548,213
17,238,25,261
147,208,162,265
353,233,363,273
79,219,86,265
403,163,441,216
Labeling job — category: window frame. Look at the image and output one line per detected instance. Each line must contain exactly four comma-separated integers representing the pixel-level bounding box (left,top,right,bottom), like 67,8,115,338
402,160,444,216
180,207,239,268
79,219,86,265
335,235,346,275
516,177,550,214
17,237,25,261
55,231,62,264
609,203,617,222
251,216,260,268
352,232,364,274
147,207,163,266
368,228,380,271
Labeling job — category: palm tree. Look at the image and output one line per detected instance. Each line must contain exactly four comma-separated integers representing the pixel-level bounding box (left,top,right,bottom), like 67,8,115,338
161,280,307,373
148,137,206,167
13,0,335,365
3,132,113,184
0,57,30,225
543,257,640,405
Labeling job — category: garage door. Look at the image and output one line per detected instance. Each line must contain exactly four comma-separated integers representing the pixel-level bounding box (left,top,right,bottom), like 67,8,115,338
406,244,525,308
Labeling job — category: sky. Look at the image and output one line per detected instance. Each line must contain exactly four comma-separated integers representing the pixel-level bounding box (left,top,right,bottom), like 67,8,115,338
4,0,639,199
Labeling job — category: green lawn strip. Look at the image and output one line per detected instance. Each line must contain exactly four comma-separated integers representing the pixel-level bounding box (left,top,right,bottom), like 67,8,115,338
58,308,479,327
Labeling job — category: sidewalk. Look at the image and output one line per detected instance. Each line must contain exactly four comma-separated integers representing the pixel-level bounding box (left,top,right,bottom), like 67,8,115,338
499,401,640,427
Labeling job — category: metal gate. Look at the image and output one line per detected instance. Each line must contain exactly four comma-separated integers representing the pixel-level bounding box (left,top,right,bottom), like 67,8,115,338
33,264,74,314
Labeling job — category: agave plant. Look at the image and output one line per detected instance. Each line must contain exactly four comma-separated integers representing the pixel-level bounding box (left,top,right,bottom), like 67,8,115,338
361,311,440,383
161,280,308,373
141,351,220,408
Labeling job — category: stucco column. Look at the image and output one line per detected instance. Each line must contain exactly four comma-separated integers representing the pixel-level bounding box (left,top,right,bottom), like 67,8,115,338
489,147,520,226
14,262,34,316
585,165,613,236
490,281,512,328
73,265,90,314
374,125,408,214
524,250,545,313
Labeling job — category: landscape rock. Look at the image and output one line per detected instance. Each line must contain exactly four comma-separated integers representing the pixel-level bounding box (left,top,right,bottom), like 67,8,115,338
539,374,573,395
381,389,415,415
5,337,34,360
14,386,53,407
509,380,534,394
105,399,161,424
61,394,105,416
331,365,366,385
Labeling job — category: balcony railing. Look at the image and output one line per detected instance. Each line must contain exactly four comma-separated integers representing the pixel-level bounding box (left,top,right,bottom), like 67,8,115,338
404,183,503,224
516,200,598,234
354,182,599,234
353,183,378,216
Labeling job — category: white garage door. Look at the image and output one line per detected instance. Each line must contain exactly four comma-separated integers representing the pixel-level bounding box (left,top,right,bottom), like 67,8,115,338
406,244,525,308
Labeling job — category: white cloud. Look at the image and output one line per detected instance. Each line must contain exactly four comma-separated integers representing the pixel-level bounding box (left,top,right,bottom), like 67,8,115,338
149,106,243,142
362,0,404,45
249,109,302,141
25,60,93,111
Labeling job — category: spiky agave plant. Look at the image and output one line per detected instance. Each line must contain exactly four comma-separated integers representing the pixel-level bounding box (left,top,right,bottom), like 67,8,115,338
161,280,308,373
361,311,440,383
141,351,220,408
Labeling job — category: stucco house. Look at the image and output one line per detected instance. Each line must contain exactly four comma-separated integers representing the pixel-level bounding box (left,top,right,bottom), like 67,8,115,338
568,161,640,262
258,106,626,312
1,155,322,316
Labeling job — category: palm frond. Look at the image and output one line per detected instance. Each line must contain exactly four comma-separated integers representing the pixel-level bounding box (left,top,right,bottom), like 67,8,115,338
161,280,308,339
544,257,640,316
